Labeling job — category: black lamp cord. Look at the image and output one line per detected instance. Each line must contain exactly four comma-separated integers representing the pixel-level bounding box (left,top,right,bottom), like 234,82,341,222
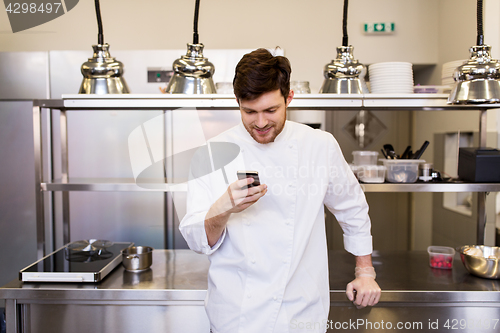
94,0,104,45
477,0,484,45
193,0,200,44
342,0,349,46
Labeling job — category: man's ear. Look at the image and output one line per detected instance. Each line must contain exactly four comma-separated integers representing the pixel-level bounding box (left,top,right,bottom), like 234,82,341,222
286,90,294,107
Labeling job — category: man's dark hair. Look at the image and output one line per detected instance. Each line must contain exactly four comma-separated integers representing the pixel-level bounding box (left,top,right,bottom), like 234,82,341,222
233,48,291,101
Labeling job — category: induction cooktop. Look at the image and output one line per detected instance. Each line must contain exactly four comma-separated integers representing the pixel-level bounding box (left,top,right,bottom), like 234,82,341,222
19,241,134,283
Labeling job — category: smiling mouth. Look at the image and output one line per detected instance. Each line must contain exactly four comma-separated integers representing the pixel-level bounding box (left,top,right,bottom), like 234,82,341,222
254,127,272,135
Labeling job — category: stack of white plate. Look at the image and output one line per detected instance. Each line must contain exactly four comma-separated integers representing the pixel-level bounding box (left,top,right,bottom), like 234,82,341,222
441,59,466,86
369,62,414,93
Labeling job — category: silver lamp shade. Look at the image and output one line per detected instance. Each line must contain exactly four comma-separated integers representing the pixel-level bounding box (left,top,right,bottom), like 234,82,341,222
79,44,130,94
448,45,500,104
164,43,216,94
319,46,368,94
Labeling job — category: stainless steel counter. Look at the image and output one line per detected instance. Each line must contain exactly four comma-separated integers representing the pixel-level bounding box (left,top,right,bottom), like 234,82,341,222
329,250,500,302
328,251,500,333
0,250,211,333
1,250,209,302
2,249,500,333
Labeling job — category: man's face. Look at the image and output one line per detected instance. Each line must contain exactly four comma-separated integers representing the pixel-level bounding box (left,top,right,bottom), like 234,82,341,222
238,89,294,144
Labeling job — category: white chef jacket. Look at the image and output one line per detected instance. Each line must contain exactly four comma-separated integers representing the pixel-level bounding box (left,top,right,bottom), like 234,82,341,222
179,120,372,333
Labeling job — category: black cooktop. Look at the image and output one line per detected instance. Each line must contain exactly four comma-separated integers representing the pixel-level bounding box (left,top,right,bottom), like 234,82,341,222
20,242,133,282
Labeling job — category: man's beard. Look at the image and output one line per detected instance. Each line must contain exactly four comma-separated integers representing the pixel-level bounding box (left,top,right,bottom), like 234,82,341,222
244,120,285,144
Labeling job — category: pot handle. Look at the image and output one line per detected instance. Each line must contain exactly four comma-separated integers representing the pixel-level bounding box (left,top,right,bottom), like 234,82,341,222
126,255,140,260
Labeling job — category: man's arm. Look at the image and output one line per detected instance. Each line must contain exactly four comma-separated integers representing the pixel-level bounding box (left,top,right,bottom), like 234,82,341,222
205,178,267,247
345,254,381,308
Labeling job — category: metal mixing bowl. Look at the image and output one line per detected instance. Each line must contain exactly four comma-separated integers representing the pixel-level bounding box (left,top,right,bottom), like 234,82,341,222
458,245,500,279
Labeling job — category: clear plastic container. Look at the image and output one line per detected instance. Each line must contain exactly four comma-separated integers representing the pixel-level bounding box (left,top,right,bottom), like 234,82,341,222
357,165,386,183
427,246,455,269
380,159,425,183
352,151,379,165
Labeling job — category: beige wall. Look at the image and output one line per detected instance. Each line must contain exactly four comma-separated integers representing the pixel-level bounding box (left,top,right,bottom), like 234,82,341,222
0,0,439,92
426,0,477,85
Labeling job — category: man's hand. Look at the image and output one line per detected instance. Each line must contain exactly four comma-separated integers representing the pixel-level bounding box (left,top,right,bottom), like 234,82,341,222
345,255,381,308
205,178,267,246
346,275,381,309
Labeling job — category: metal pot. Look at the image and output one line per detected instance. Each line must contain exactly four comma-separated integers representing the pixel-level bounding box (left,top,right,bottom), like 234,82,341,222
122,246,153,272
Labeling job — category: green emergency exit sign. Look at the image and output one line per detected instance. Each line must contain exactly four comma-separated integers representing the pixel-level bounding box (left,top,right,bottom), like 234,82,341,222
364,22,395,34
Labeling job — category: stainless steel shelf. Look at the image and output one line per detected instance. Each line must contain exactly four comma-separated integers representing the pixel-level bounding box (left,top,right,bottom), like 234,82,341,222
41,178,500,193
42,178,187,192
362,182,500,192
56,93,363,109
32,94,500,111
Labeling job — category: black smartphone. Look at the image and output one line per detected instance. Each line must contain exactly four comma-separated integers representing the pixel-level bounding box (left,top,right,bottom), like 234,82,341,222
237,171,260,189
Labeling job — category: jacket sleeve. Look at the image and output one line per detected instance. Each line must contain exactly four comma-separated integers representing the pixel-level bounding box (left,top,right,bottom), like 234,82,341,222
323,134,373,256
179,169,226,255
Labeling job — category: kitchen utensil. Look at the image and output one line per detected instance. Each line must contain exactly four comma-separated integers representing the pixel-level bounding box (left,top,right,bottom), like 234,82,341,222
383,144,394,152
122,246,153,272
401,146,412,159
459,245,500,279
388,151,398,159
380,148,388,159
383,144,398,159
412,141,429,159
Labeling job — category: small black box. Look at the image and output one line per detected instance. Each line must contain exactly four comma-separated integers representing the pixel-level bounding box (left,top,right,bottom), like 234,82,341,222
458,147,500,182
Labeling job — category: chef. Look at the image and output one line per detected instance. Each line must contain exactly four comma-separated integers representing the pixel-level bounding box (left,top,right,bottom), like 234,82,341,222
180,48,381,333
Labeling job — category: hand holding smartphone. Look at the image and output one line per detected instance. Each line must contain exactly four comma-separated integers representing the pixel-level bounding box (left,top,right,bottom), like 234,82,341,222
237,171,260,189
